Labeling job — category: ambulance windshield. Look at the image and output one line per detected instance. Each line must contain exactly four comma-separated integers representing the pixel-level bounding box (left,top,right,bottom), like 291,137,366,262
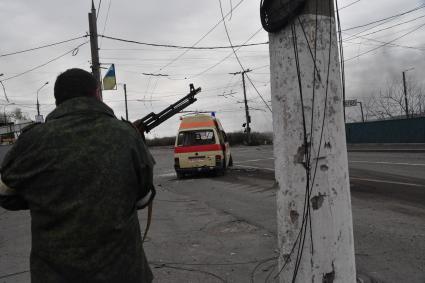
177,130,215,146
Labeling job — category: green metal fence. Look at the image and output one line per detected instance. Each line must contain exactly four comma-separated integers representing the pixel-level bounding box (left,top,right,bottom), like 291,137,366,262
346,117,425,143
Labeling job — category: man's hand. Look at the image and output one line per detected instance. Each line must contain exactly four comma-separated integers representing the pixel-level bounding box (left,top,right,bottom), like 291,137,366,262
132,120,146,141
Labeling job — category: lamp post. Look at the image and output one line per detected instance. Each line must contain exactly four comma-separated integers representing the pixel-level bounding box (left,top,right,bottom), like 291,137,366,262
402,67,414,118
116,83,129,120
0,73,10,103
36,82,49,121
358,101,364,122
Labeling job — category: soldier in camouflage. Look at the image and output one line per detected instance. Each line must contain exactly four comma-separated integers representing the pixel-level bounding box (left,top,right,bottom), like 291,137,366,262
0,68,154,282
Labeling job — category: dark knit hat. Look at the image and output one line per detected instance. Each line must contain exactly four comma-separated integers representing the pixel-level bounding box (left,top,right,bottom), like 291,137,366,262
54,68,99,105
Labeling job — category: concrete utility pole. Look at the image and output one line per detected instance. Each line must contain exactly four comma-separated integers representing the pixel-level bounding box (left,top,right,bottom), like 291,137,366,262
267,1,356,282
88,0,103,100
230,69,252,145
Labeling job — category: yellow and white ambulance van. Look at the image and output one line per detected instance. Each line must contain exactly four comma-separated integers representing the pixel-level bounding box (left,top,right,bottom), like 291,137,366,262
174,113,232,178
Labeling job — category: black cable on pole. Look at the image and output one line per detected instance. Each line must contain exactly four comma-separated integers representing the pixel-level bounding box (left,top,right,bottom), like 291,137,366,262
260,0,307,33
0,36,87,58
274,0,333,280
336,0,346,122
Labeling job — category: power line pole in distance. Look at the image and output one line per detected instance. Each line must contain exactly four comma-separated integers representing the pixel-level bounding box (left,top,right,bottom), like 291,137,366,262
123,83,129,120
230,69,252,145
265,0,356,282
88,0,103,100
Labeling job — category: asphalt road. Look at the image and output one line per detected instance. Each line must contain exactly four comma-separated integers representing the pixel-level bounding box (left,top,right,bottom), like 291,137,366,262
149,145,425,282
0,145,424,282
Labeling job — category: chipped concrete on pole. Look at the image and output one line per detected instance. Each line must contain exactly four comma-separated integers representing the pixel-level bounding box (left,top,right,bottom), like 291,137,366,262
269,11,356,283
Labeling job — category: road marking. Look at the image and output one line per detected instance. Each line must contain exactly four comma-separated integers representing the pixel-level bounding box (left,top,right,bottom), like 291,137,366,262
350,177,425,187
157,172,176,177
233,164,275,172
234,157,274,164
350,160,425,166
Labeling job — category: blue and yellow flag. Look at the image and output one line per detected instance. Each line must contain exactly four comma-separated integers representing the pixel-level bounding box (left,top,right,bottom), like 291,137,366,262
103,64,117,90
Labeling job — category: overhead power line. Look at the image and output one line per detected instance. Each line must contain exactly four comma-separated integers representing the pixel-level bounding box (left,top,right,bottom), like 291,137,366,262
344,14,425,40
99,34,268,49
217,0,272,113
0,42,88,82
342,3,425,32
345,22,425,62
157,0,246,72
188,28,264,79
142,73,169,77
0,36,87,58
99,0,112,48
96,0,102,19
343,35,425,52
338,0,361,11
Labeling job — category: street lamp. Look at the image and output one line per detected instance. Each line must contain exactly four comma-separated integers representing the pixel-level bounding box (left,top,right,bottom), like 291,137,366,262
402,67,414,119
36,81,49,119
0,73,10,103
357,101,364,122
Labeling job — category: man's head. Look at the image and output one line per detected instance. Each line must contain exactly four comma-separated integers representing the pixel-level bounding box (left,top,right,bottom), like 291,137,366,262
54,68,100,105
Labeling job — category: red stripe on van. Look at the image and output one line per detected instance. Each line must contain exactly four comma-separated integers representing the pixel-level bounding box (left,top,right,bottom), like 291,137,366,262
174,144,223,154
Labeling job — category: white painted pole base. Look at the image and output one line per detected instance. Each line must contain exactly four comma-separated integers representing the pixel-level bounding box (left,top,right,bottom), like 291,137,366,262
270,14,356,283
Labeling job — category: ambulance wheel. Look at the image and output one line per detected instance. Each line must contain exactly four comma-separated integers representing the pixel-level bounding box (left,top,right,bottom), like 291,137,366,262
229,155,233,167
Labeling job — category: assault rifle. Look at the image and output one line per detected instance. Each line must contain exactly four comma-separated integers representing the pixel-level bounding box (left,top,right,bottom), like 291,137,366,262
132,84,201,138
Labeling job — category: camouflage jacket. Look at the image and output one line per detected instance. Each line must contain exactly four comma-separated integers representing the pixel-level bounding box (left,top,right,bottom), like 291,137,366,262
0,97,154,283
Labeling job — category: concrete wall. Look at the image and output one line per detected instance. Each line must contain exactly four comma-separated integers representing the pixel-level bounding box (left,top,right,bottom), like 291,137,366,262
346,117,425,143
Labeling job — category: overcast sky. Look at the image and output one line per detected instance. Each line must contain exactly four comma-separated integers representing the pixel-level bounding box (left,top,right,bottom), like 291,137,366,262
1,0,425,137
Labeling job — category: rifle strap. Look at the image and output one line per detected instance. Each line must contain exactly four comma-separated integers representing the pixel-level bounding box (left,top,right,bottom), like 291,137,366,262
142,201,153,243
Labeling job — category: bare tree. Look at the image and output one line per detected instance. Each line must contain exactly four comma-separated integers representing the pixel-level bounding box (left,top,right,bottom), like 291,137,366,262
9,107,30,121
361,79,425,121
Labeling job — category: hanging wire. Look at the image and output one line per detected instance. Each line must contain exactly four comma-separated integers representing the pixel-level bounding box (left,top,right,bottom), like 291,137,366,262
99,0,112,49
344,21,425,62
335,0,346,121
0,36,87,58
96,0,102,19
99,34,268,49
0,42,88,82
217,0,272,113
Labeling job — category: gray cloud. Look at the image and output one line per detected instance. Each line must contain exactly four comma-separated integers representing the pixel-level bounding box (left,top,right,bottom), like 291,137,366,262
0,0,424,136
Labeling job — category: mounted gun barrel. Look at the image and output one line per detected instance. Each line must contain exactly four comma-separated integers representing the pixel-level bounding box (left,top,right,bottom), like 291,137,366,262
133,84,201,134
